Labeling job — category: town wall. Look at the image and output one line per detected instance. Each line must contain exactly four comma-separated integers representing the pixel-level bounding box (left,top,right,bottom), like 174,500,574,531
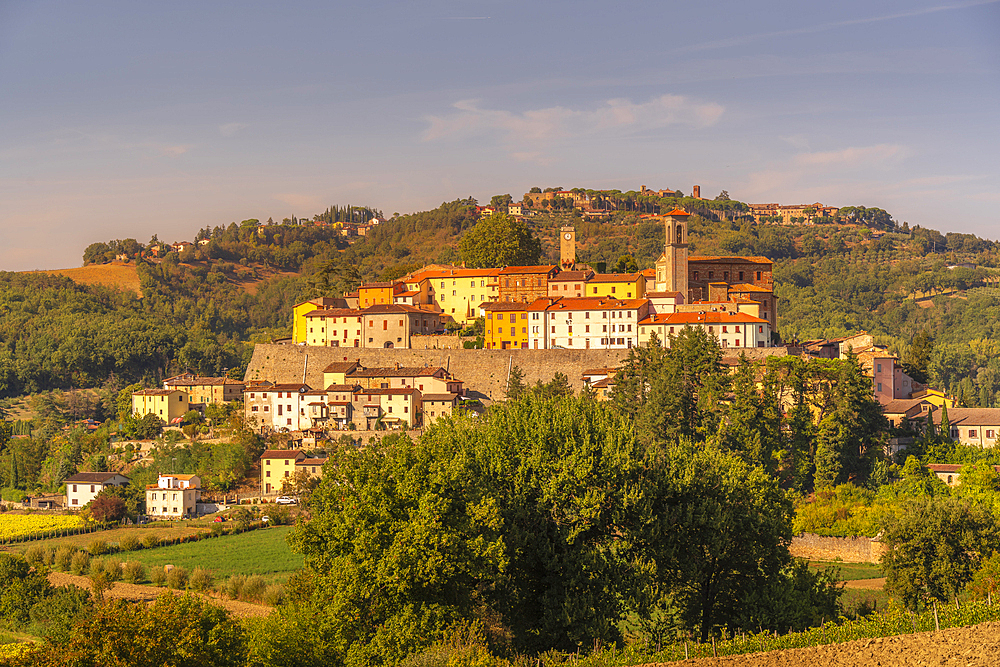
789,532,886,564
246,343,788,403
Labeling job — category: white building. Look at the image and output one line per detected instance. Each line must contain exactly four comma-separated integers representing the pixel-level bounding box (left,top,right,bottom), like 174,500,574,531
637,310,771,349
145,474,202,520
244,383,314,433
64,472,131,510
527,297,651,350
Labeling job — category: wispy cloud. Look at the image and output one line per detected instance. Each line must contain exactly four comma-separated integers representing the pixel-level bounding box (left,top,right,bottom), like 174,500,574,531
219,122,249,137
422,95,724,161
678,0,1000,53
794,144,904,167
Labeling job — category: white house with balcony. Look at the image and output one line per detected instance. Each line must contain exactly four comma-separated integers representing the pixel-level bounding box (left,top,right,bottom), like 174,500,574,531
145,473,202,519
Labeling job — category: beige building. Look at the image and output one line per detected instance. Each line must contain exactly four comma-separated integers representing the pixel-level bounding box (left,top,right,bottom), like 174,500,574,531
361,304,442,349
244,383,314,433
638,310,772,349
162,374,245,407
145,474,201,520
131,389,189,423
304,308,364,347
423,393,460,424
64,472,130,510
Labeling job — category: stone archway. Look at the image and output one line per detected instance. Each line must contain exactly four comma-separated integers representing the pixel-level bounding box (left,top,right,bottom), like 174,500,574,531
384,341,394,348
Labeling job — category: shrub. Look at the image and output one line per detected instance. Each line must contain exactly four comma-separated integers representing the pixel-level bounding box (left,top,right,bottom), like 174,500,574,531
55,546,75,571
70,550,91,575
149,567,167,587
223,574,246,600
189,567,214,592
88,539,108,556
123,561,146,584
166,566,189,590
262,584,285,606
142,534,160,549
100,559,122,582
24,544,47,568
118,533,141,552
242,574,266,602
43,545,56,567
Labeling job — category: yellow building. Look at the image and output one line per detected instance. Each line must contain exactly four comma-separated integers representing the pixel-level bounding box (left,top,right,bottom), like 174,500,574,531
358,282,405,308
483,302,529,350
911,388,956,409
131,389,189,423
586,273,647,300
407,268,501,324
292,297,349,344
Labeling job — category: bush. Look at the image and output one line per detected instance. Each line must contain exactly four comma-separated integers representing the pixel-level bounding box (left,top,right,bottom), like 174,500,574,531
242,574,266,602
88,539,108,556
223,574,246,600
54,546,75,572
70,550,91,575
262,584,285,606
123,561,146,584
149,566,167,587
166,566,189,590
98,558,122,582
142,534,160,549
118,533,140,552
24,544,47,568
189,567,214,592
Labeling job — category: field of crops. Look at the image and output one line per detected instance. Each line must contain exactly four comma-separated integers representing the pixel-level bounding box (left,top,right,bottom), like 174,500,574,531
0,515,84,541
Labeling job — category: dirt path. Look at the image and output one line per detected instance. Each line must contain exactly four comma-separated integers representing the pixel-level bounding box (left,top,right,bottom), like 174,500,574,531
645,621,1000,666
47,572,272,619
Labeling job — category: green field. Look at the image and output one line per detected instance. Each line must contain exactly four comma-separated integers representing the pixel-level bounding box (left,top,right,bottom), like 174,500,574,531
120,525,303,583
809,560,882,581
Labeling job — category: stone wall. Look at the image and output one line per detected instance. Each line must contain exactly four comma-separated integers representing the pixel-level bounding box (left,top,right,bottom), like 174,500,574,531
789,532,886,564
246,343,789,403
409,334,476,350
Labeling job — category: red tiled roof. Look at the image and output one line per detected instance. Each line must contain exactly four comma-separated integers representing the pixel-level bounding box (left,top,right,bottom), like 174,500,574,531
498,265,558,275
640,311,767,325
588,273,643,283
689,256,772,264
260,449,304,459
544,297,649,311
305,308,362,318
664,208,690,216
132,389,181,396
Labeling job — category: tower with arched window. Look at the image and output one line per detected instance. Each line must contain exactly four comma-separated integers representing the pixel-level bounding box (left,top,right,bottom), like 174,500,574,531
654,208,690,296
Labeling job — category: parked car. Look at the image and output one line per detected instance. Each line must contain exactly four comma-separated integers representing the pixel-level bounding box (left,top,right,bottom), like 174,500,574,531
275,496,298,505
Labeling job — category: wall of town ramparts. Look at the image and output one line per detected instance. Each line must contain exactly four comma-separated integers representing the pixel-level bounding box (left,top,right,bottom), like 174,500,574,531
789,532,886,564
245,343,788,403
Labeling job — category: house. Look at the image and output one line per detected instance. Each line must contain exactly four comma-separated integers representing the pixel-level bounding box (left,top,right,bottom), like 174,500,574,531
295,457,327,482
926,463,1000,487
882,398,935,428
145,474,201,520
423,393,460,424
131,389,189,423
346,365,462,395
350,388,422,429
585,273,647,300
25,493,65,510
163,373,245,407
325,384,360,428
360,304,442,349
260,449,306,494
548,270,594,298
483,302,530,350
243,383,314,433
64,472,130,510
519,296,650,350
358,281,407,308
582,368,618,401
405,267,501,324
497,265,560,304
304,308,364,348
637,310,772,349
933,408,1000,448
292,297,351,344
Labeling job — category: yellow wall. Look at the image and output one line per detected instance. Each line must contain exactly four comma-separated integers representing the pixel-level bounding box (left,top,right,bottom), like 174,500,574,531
292,302,322,344
586,275,647,300
485,308,529,349
429,272,499,324
359,286,396,307
132,391,189,422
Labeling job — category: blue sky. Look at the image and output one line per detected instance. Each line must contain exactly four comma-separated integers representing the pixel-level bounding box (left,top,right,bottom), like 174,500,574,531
2,0,999,270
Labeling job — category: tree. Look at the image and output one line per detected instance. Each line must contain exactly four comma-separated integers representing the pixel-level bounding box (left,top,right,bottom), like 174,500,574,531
489,194,513,210
0,553,52,629
903,330,933,384
611,254,638,274
506,364,526,400
459,213,542,268
89,494,127,523
881,497,999,609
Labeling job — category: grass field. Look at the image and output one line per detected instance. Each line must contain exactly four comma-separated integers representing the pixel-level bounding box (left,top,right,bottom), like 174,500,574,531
120,525,303,583
27,262,142,295
809,560,882,581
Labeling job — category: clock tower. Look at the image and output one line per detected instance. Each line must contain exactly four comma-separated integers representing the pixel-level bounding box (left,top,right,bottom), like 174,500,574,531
559,226,576,270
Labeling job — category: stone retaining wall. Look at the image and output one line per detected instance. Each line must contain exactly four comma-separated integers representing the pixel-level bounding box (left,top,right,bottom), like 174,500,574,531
789,532,886,564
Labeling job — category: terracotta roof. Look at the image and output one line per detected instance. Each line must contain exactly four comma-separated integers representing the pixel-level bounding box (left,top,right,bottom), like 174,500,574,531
640,311,767,325
409,268,501,281
590,378,614,389
583,367,618,376
397,290,421,297
664,208,690,216
934,408,1000,427
882,399,931,414
349,366,445,378
260,449,305,459
132,389,182,396
363,388,420,396
294,296,348,309
323,361,360,373
326,383,361,391
498,265,558,275
65,472,128,483
689,256,772,265
588,273,643,283
645,291,683,298
360,281,403,289
305,308,362,318
361,304,427,315
422,393,459,401
165,376,243,386
544,297,649,311
549,270,594,282
266,383,313,392
297,458,327,466
728,283,772,293
483,302,529,312
927,464,962,473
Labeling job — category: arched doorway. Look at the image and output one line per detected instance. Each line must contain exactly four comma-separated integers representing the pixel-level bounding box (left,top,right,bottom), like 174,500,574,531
384,341,394,348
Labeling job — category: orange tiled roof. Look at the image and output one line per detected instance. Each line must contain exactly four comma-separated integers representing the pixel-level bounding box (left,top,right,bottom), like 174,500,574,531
639,311,767,325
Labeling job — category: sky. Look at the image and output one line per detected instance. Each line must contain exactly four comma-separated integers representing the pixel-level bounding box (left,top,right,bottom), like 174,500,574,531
2,0,999,271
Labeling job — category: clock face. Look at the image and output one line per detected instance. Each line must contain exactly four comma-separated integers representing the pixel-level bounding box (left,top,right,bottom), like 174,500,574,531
564,233,572,240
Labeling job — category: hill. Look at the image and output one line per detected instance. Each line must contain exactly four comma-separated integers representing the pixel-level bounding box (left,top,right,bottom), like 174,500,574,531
28,262,143,296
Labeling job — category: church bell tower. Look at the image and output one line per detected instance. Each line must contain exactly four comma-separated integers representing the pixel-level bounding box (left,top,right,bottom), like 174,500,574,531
654,209,690,296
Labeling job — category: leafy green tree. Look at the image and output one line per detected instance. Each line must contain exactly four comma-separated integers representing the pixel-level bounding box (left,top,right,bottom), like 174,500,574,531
506,365,526,400
459,213,542,268
902,330,933,384
611,254,638,274
720,357,782,473
0,554,52,630
881,497,999,609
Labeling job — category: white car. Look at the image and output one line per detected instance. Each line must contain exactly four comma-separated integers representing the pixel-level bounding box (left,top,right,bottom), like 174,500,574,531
275,496,298,505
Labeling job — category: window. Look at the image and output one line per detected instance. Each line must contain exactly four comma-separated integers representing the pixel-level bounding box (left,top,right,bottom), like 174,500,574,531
72,485,77,492
877,382,882,392
951,428,959,438
735,326,741,333
739,271,744,280
552,326,556,333
708,271,714,279
151,493,157,500
722,326,728,333
693,271,699,281
266,471,270,478
987,430,996,439
758,326,764,333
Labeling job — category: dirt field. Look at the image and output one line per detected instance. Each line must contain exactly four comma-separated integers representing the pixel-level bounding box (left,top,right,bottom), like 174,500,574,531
28,262,142,296
47,571,272,618
654,621,1000,666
